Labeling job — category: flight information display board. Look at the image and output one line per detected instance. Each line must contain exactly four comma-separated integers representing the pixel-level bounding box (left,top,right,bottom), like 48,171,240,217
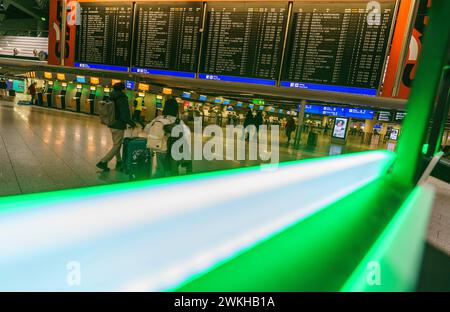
378,110,394,121
75,2,133,70
199,2,288,85
305,104,374,119
281,1,396,95
132,2,203,78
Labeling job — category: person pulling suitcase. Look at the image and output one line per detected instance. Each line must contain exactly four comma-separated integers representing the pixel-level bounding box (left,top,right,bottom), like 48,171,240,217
96,82,136,172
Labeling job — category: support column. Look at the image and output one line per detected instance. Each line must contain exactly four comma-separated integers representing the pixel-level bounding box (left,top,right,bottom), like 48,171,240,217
60,0,67,66
363,119,376,144
294,100,306,149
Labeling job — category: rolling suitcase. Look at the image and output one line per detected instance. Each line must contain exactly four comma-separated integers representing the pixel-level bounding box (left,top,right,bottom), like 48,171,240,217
122,136,147,175
129,148,153,181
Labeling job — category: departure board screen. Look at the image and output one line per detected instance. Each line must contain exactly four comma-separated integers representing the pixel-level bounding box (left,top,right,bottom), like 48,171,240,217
282,1,396,93
132,2,203,76
76,2,133,68
199,2,288,85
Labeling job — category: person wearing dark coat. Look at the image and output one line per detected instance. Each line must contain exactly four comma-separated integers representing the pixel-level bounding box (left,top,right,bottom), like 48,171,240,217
96,82,136,172
243,108,254,128
285,116,296,145
243,109,255,140
254,111,263,132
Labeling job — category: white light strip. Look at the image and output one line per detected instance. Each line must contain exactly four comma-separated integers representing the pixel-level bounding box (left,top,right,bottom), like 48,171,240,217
0,152,388,259
121,175,376,292
0,152,393,291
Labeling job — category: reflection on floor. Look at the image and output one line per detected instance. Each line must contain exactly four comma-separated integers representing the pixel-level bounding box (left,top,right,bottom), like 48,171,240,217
1,97,392,197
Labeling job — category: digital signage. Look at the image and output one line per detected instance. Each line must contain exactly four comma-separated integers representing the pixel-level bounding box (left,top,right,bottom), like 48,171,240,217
126,80,135,90
304,104,374,119
389,129,400,141
378,111,393,122
332,118,349,140
395,112,406,121
76,76,86,83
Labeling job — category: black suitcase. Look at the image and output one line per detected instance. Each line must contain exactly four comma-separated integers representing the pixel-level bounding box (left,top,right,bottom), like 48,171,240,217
8,89,16,96
129,148,153,181
122,137,148,174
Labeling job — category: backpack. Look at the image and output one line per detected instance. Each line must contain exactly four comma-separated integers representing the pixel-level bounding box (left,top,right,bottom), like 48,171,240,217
98,100,116,126
145,116,176,153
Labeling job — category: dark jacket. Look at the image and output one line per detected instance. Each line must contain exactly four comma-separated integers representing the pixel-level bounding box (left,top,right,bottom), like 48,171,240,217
286,117,296,133
29,84,36,95
243,111,254,128
255,112,263,127
109,90,136,130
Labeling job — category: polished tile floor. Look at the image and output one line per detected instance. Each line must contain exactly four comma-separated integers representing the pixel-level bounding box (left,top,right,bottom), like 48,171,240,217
1,96,391,197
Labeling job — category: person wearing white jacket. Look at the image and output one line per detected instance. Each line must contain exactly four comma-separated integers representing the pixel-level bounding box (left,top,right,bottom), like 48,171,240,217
144,98,191,177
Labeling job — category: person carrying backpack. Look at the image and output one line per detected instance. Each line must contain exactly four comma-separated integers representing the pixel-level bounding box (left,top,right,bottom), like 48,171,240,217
96,82,136,172
145,98,191,178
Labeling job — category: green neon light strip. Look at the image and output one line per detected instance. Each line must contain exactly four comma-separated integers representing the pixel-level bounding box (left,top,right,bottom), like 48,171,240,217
174,176,413,291
341,185,434,291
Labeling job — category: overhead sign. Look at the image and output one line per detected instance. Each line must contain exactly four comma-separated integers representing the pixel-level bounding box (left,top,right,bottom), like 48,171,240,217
305,104,374,119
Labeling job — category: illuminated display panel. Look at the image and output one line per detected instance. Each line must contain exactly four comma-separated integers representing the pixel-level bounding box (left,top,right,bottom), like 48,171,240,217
199,2,288,86
90,77,100,85
138,83,150,91
281,1,396,96
76,2,133,67
76,76,86,83
132,2,202,76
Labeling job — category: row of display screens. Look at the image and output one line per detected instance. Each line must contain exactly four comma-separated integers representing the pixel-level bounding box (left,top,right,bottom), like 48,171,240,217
43,72,406,121
331,118,400,141
73,63,379,96
72,1,396,96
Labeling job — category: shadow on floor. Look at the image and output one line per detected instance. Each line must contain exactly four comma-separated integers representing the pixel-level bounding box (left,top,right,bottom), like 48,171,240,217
417,243,450,291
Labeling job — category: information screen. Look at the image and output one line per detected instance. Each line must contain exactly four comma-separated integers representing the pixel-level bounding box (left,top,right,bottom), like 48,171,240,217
378,110,394,122
389,129,399,140
282,1,395,94
76,2,133,67
305,104,374,119
132,2,203,76
395,111,406,121
332,117,349,139
200,2,288,85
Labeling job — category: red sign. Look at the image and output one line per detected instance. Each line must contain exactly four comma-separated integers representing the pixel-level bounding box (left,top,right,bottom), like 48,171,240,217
382,0,431,99
48,0,76,66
